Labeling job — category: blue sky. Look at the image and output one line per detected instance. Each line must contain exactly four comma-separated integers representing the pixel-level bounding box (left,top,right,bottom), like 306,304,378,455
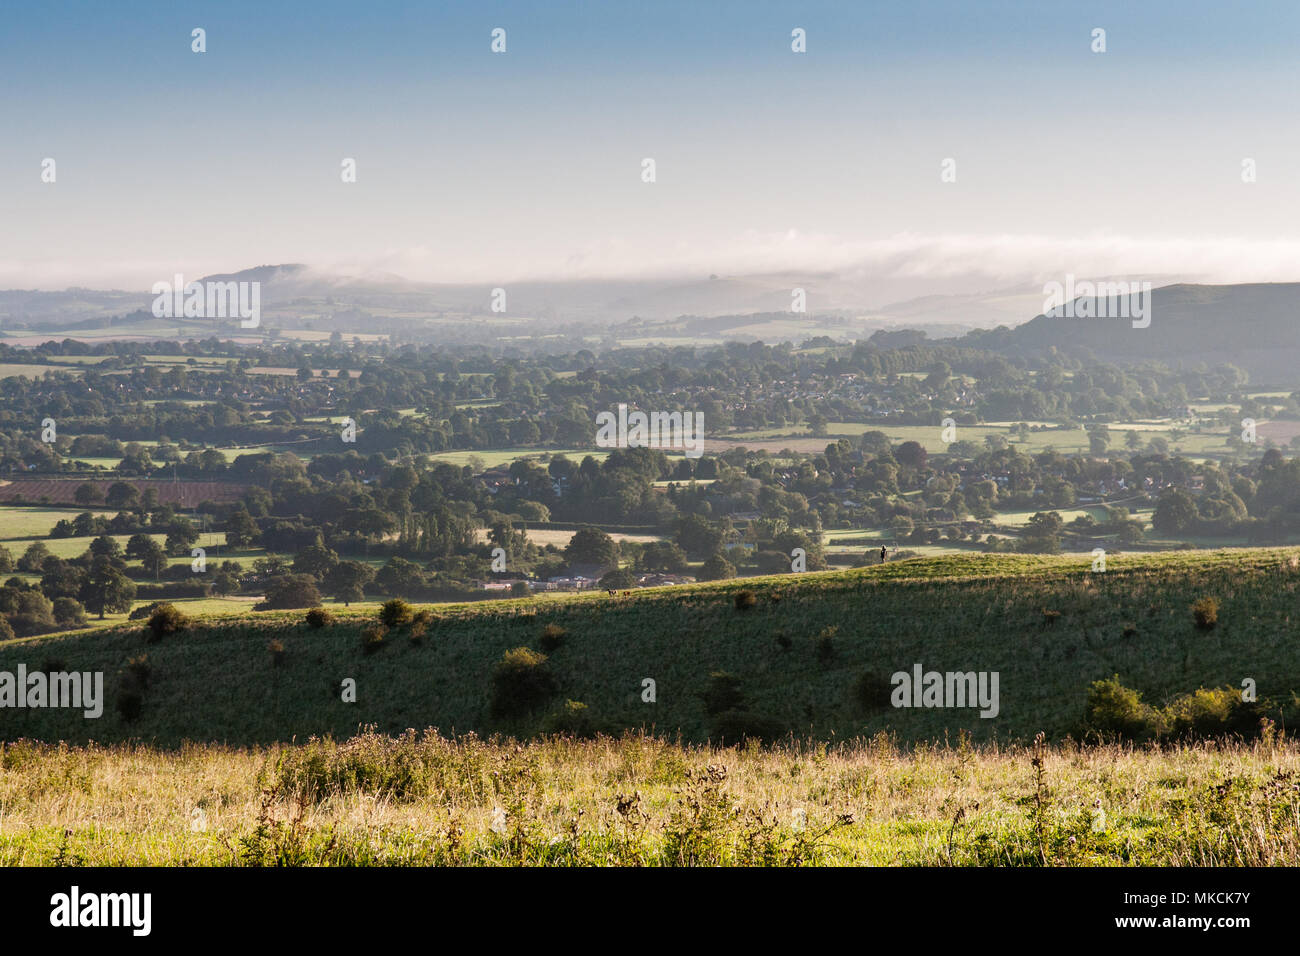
3,0,1299,288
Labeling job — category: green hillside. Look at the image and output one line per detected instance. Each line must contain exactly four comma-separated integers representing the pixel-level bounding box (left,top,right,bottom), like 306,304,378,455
4,549,1300,747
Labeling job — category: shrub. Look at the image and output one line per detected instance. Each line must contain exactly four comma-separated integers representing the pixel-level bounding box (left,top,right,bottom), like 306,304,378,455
145,603,189,643
853,671,893,712
709,710,785,746
701,671,747,716
733,590,757,611
408,608,433,645
490,647,559,718
379,599,413,628
268,639,286,667
0,617,13,642
538,623,566,653
116,690,143,722
305,606,335,628
1163,686,1264,739
542,700,597,738
128,602,162,621
361,624,388,655
814,625,838,663
1084,676,1162,740
123,654,151,691
52,597,87,628
1192,597,1219,631
775,631,792,652
1122,622,1138,639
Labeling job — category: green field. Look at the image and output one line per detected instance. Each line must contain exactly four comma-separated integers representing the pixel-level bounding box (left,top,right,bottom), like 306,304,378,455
0,506,115,539
428,447,612,467
722,420,1236,456
0,363,84,380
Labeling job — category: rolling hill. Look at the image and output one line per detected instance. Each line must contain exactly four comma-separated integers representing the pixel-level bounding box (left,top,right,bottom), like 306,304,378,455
970,282,1300,381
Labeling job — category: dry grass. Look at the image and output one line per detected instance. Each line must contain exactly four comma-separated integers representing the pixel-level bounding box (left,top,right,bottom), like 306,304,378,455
2,731,1297,866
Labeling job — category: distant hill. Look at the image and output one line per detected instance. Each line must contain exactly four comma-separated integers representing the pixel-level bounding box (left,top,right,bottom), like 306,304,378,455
968,282,1300,381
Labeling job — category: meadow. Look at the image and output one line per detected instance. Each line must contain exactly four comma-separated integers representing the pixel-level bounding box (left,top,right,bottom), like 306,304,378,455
1,733,1295,866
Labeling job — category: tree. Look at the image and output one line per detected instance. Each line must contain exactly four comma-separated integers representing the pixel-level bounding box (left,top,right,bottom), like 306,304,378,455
213,569,241,596
324,560,375,603
17,541,51,572
292,544,339,581
165,521,199,556
79,556,137,619
895,441,928,469
563,527,619,571
599,567,637,589
697,552,737,581
105,481,140,509
675,514,724,559
335,583,365,606
375,557,425,597
89,534,122,560
639,541,688,573
261,574,322,610
1020,511,1064,554
138,539,168,580
52,597,87,627
1153,487,1197,535
125,533,157,562
39,558,84,601
223,505,260,548
74,482,103,506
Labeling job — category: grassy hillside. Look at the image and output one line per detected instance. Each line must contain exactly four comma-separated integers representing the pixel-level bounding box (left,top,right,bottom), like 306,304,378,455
979,281,1300,380
4,549,1300,747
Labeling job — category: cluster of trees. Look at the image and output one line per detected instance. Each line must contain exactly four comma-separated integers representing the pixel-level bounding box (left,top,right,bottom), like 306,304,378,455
0,539,132,637
6,338,1300,615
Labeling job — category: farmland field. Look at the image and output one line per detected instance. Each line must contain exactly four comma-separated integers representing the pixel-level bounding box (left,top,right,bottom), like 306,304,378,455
0,363,84,379
0,506,115,538
0,478,248,506
719,421,1237,456
428,447,613,467
473,527,663,547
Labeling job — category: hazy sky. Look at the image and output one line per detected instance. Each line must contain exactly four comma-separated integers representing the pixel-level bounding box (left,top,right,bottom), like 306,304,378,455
4,0,1300,290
